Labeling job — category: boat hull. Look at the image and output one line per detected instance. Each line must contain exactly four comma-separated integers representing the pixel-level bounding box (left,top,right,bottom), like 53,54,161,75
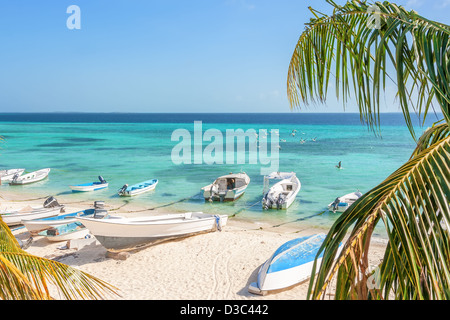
78,212,228,251
262,176,301,210
70,183,108,192
201,173,250,202
10,168,50,185
327,191,363,213
202,186,247,201
119,179,158,197
0,206,64,226
248,234,341,295
0,169,25,183
39,222,91,242
22,209,95,234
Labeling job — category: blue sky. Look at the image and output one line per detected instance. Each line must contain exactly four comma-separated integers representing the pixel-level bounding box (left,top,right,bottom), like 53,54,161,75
0,0,448,113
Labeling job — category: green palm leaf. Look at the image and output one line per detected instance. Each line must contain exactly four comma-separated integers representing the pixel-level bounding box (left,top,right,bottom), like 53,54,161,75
0,217,120,300
308,135,450,299
287,0,450,139
287,0,450,300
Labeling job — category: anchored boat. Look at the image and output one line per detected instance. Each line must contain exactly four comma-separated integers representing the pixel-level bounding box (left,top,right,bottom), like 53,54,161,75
0,169,25,183
262,172,301,210
69,176,108,192
118,179,158,197
10,168,50,185
201,172,250,202
327,191,363,213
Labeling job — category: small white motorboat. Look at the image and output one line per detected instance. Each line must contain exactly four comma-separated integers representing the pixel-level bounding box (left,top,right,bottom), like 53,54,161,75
201,172,250,202
327,191,363,213
0,196,65,226
0,169,25,183
248,234,342,295
69,176,108,192
262,172,301,210
39,221,91,242
77,212,228,251
9,168,50,185
118,179,158,197
22,208,95,235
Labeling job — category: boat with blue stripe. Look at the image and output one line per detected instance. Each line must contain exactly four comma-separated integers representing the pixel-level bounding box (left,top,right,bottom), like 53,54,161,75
118,179,158,197
22,208,95,234
69,176,108,192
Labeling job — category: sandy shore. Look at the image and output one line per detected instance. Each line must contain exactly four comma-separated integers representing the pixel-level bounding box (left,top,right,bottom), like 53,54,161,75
3,190,387,300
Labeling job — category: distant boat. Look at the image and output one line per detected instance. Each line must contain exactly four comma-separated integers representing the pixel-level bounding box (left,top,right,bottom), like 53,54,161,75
327,191,363,213
118,179,158,197
248,234,342,295
9,168,50,185
0,196,64,226
39,221,91,242
77,212,228,251
22,208,95,235
69,176,108,192
0,169,25,183
262,172,301,210
201,172,250,202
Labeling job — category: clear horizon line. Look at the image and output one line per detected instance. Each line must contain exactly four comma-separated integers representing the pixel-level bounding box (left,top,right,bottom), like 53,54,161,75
0,111,432,114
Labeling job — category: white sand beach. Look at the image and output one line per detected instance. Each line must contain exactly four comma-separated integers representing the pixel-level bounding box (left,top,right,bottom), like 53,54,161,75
3,190,388,300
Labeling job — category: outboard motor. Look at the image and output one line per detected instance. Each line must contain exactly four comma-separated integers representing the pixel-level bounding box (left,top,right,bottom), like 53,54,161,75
276,193,287,210
43,196,60,208
98,176,107,184
93,200,108,219
331,197,340,213
263,193,275,210
118,184,128,196
208,184,219,202
11,173,20,183
94,200,105,208
43,196,65,212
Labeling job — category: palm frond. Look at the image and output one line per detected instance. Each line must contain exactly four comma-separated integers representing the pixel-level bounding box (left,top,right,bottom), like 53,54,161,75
0,217,120,300
287,0,450,139
308,135,450,299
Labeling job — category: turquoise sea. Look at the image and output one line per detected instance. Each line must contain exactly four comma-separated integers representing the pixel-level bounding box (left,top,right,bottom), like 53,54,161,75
0,113,440,237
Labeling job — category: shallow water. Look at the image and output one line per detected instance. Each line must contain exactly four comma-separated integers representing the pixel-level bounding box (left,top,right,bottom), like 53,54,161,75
0,112,439,237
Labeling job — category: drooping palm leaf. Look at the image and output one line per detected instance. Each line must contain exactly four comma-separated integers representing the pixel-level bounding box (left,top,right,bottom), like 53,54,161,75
287,0,450,300
0,216,120,300
308,135,450,300
287,0,450,139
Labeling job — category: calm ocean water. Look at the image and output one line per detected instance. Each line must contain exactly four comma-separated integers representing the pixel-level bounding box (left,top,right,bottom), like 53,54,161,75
0,112,441,236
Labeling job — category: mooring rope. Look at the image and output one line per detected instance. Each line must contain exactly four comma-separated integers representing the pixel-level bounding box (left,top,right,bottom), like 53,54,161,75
229,200,262,218
0,194,51,202
114,194,199,213
270,211,326,228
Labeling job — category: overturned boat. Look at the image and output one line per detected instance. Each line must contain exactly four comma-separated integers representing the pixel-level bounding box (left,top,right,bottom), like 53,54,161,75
248,233,342,295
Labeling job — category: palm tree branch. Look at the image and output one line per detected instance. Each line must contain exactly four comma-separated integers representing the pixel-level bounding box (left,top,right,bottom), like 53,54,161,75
288,0,450,139
309,135,450,299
